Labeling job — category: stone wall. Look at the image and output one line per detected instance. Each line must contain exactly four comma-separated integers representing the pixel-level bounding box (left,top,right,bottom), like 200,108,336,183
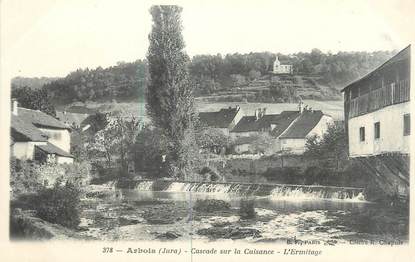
355,153,409,199
208,155,318,175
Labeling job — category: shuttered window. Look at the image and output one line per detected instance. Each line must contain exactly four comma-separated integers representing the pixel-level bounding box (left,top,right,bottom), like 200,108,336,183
374,122,380,139
404,114,410,136
359,127,365,142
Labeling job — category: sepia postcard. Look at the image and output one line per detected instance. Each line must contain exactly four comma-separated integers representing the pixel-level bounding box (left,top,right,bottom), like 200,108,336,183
0,0,414,261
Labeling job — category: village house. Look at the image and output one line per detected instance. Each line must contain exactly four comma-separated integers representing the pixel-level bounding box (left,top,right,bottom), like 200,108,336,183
341,45,410,198
230,102,333,155
276,109,334,154
273,56,293,74
10,100,74,164
198,106,244,135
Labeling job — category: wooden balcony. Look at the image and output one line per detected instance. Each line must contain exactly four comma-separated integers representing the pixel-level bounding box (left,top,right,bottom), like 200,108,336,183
348,79,410,118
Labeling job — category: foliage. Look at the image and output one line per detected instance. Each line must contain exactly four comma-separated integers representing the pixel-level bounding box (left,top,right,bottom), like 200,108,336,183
304,122,347,170
87,116,140,175
196,127,229,154
134,126,168,177
248,133,274,154
17,48,395,104
10,158,43,197
146,5,198,179
11,86,56,116
238,199,256,219
42,60,147,104
269,83,298,103
34,181,81,229
12,76,59,90
82,112,109,133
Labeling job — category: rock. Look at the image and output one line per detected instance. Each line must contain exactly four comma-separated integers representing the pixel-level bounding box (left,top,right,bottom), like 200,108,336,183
156,231,182,240
211,221,231,227
119,216,142,226
193,199,231,213
197,226,261,240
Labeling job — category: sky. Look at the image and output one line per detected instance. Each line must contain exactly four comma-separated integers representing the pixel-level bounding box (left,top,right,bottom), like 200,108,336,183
1,0,414,78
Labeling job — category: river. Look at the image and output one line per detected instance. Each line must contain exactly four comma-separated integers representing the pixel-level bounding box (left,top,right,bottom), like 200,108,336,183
78,182,408,243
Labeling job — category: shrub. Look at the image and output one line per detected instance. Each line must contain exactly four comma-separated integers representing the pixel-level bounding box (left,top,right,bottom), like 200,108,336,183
193,199,230,212
34,181,81,229
238,199,256,219
10,158,43,197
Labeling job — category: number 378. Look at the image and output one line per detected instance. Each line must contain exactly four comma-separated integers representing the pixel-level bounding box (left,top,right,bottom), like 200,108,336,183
102,247,113,253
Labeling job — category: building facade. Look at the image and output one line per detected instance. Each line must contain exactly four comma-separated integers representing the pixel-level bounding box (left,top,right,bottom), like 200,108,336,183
341,45,410,198
342,45,410,157
277,110,334,154
10,100,74,164
273,56,293,74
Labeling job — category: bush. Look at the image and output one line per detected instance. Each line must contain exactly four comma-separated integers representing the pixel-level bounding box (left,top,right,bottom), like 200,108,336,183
193,199,230,213
10,158,43,197
34,181,81,229
239,199,256,219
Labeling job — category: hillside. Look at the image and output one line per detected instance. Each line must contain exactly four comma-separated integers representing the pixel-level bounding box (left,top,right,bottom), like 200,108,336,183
11,49,396,106
11,76,60,90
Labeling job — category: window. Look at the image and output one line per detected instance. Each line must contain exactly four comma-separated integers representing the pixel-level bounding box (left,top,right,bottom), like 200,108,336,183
374,122,380,139
404,114,410,136
359,127,365,142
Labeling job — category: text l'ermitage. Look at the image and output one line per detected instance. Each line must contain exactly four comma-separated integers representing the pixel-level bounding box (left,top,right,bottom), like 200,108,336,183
101,236,404,257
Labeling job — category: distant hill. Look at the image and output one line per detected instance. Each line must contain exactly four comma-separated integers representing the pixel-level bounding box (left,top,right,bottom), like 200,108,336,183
11,49,396,106
11,76,60,90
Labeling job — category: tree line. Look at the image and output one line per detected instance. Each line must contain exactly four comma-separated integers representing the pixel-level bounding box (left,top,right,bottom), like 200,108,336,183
12,49,395,105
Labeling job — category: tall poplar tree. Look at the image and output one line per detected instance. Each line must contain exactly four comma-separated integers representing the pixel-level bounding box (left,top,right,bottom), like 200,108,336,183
146,5,198,179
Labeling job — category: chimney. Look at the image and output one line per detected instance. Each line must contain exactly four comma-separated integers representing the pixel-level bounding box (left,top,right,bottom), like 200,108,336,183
11,99,18,116
254,109,259,120
298,100,304,113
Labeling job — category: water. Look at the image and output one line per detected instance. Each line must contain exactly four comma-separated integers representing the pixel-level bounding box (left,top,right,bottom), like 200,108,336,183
78,182,408,243
131,180,365,201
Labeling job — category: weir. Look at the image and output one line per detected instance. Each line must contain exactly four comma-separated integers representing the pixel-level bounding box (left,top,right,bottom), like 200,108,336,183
116,180,366,201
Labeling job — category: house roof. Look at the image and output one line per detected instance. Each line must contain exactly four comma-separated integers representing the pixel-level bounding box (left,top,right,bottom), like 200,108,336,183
11,115,48,142
18,108,70,130
36,142,74,158
279,110,324,139
199,107,239,128
341,45,411,92
56,111,90,127
231,111,299,133
270,111,300,137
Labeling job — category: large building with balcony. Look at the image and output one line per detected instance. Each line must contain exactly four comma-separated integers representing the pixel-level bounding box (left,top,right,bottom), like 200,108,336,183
341,45,410,198
342,45,410,157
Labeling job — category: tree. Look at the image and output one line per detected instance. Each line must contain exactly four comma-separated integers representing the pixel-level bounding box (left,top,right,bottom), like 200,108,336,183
146,5,197,179
11,86,56,117
134,126,167,176
87,116,140,175
196,127,229,154
304,123,347,170
248,133,274,154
